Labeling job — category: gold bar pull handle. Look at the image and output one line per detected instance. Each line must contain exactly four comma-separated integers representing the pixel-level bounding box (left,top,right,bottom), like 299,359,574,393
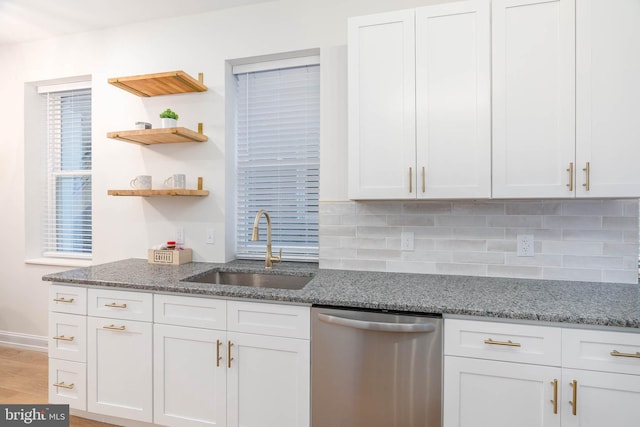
409,167,413,193
569,380,578,416
216,339,222,367
421,166,426,193
103,324,126,331
53,297,75,303
104,302,127,309
550,379,558,414
228,341,234,368
53,382,75,390
484,338,522,347
611,349,640,359
53,335,75,341
566,162,574,191
582,162,590,191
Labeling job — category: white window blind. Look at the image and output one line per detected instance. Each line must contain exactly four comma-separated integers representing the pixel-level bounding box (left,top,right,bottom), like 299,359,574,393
234,62,320,261
42,86,92,258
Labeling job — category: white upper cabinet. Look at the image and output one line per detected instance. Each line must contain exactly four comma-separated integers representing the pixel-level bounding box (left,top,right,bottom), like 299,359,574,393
415,1,491,199
575,0,640,197
348,9,416,199
492,0,576,198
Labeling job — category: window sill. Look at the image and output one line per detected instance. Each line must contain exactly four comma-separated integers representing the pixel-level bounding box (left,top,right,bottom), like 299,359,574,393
25,258,93,268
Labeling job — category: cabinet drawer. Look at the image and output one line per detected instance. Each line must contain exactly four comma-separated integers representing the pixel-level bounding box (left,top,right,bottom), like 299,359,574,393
88,289,152,322
154,294,226,329
49,312,87,362
444,318,561,366
563,328,640,375
49,285,87,315
227,301,310,339
49,358,86,411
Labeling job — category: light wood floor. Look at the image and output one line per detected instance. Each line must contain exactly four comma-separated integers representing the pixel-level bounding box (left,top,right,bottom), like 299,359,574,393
0,346,118,426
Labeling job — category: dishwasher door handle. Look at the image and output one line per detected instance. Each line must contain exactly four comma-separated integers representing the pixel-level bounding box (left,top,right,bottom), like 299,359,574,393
317,313,436,333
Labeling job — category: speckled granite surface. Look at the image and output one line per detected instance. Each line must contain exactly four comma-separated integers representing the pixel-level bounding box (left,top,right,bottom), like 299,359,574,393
42,258,640,329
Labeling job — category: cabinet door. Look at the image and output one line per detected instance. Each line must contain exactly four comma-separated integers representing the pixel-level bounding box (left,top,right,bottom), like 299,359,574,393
348,9,416,199
444,356,561,427
227,332,310,427
575,0,640,197
154,324,227,427
562,369,640,427
415,0,491,199
87,317,152,422
492,0,575,198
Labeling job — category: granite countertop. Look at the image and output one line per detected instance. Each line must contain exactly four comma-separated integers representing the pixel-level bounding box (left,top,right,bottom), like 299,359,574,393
42,258,640,329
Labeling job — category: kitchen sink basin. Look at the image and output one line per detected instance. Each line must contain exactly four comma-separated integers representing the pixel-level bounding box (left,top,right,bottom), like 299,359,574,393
184,271,313,290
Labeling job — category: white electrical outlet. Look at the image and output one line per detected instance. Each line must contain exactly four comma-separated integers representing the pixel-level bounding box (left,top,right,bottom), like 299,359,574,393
401,231,414,251
176,227,185,245
206,228,215,245
517,234,535,257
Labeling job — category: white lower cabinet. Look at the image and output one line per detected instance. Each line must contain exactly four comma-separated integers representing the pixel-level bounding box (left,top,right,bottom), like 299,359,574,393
87,316,153,423
444,356,560,427
227,332,310,427
154,324,227,427
444,318,640,427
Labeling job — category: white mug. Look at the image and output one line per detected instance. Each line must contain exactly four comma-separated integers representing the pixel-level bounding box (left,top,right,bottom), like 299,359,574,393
130,175,152,189
164,174,186,189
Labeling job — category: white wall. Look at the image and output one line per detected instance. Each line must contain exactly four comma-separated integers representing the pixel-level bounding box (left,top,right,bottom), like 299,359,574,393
0,0,450,338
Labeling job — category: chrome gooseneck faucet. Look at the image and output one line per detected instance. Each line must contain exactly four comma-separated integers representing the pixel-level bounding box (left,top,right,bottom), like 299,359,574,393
251,210,282,269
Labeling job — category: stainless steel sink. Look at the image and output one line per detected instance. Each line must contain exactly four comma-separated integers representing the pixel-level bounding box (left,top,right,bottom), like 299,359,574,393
185,271,313,290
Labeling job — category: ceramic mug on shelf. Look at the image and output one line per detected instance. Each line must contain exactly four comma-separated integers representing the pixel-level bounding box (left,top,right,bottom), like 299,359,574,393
130,175,152,189
164,174,186,189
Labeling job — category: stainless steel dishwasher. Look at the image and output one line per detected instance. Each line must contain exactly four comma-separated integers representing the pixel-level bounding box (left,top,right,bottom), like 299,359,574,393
311,306,442,427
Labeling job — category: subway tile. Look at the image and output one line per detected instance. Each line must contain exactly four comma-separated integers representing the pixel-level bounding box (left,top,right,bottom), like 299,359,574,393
453,252,505,265
542,241,603,256
402,201,453,214
562,229,623,242
387,261,437,274
602,270,639,284
505,228,563,241
452,227,505,239
357,225,401,237
319,214,341,226
357,248,402,261
436,263,488,276
402,250,452,263
322,247,358,259
542,267,602,282
543,216,602,230
318,259,342,270
623,230,639,243
563,255,625,269
487,240,517,252
435,239,487,252
318,235,342,248
435,215,488,227
410,227,453,239
387,215,435,226
603,216,639,230
340,237,387,250
561,200,624,216
340,259,387,272
452,202,505,215
623,200,639,217
505,253,562,267
603,242,638,257
389,238,436,252
341,214,387,226
487,265,542,279
505,201,546,215
488,215,543,228
356,201,402,215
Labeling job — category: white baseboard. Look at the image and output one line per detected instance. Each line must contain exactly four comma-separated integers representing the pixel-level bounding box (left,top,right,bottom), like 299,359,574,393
0,330,47,352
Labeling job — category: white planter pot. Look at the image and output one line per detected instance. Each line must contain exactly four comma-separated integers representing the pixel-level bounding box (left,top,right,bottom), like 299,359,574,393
161,118,177,128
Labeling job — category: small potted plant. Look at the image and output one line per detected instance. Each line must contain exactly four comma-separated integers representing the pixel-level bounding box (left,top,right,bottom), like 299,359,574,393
160,108,179,128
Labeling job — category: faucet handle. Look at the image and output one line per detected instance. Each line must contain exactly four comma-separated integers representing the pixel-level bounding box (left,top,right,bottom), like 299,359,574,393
272,248,283,264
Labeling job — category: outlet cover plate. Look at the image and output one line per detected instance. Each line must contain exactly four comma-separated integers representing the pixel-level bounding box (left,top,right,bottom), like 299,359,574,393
517,234,534,257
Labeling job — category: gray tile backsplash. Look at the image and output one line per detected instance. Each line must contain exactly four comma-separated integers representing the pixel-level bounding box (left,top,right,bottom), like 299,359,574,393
319,200,640,284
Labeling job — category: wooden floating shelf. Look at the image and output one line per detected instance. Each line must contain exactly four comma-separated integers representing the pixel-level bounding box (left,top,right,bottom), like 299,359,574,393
108,71,207,97
108,189,209,197
106,126,208,145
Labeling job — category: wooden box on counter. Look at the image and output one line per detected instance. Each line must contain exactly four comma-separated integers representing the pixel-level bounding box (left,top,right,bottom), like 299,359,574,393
147,249,192,265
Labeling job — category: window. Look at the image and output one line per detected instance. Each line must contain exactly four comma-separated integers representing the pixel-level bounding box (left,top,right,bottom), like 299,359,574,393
40,84,92,258
233,57,320,261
